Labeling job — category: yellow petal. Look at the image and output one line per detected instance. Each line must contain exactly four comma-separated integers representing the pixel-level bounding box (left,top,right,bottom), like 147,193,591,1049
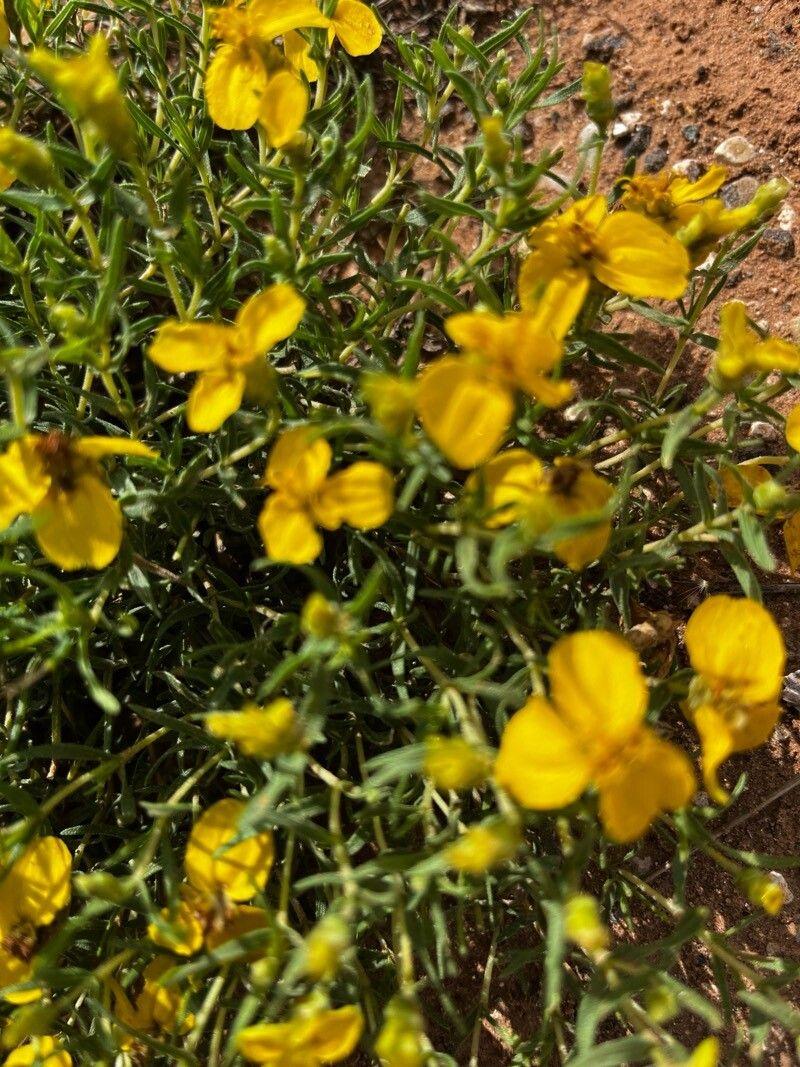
752,336,800,375
784,511,800,574
718,463,770,508
444,310,506,355
147,899,204,957
140,956,194,1034
495,695,592,809
548,630,647,743
5,837,72,927
205,43,268,130
715,300,759,380
416,356,513,469
361,373,418,437
670,165,727,204
73,437,156,461
0,949,37,1005
787,405,800,452
684,595,785,705
258,493,323,565
331,0,382,55
235,283,306,356
691,703,735,804
464,449,546,528
259,69,308,147
545,460,614,570
0,437,51,530
247,0,331,40
313,462,394,530
148,321,232,373
4,1037,71,1067
304,1005,364,1061
205,903,269,954
205,699,303,759
265,427,332,497
283,30,319,81
186,370,246,432
32,475,122,571
597,728,695,843
593,211,689,299
237,1021,296,1063
185,798,274,902
686,1038,721,1067
517,259,590,341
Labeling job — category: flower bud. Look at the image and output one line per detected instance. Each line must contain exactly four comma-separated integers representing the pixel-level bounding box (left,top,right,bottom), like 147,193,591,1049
446,818,520,875
375,997,426,1067
582,62,614,132
738,869,788,916
362,373,418,437
73,871,133,904
749,177,791,220
752,478,788,513
480,114,510,170
301,592,346,639
645,982,679,1023
0,127,55,189
302,913,351,982
564,893,610,955
423,734,492,791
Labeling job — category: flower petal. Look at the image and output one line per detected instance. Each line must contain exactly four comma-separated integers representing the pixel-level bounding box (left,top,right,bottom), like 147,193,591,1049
185,798,274,902
598,729,695,843
283,30,320,81
305,1005,364,1061
265,427,331,496
495,695,592,809
33,476,122,571
205,904,269,954
464,449,546,529
593,211,689,299
331,0,382,55
236,283,306,356
258,493,323,565
313,461,394,530
0,437,50,529
247,0,331,39
691,703,735,804
548,630,647,742
517,260,590,341
684,594,785,705
416,356,513,469
148,321,232,373
73,436,156,461
186,371,246,433
205,43,267,130
7,837,72,927
259,69,308,147
237,1021,297,1062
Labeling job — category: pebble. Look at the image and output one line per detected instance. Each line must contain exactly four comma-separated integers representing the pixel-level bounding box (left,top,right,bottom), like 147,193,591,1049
721,175,759,208
625,124,653,157
643,147,669,173
761,228,795,259
769,871,793,905
673,158,703,181
578,121,600,148
748,420,782,441
682,123,701,144
582,31,626,61
714,135,757,164
776,202,796,231
611,110,642,138
660,99,673,116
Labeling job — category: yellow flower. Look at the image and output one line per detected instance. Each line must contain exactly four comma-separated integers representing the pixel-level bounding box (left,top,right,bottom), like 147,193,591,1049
618,166,728,231
258,427,394,565
738,869,786,916
518,195,690,340
205,698,304,758
148,284,305,432
30,36,135,159
148,798,274,957
111,956,195,1047
0,838,72,1004
465,450,613,569
495,631,695,842
423,735,492,791
564,893,610,955
362,373,418,438
0,128,54,189
446,818,520,874
300,591,347,638
375,998,426,1067
326,0,383,56
786,404,800,452
416,310,570,468
301,913,350,982
205,0,327,138
0,432,155,571
683,595,785,803
714,301,800,386
653,1037,720,1067
3,1037,72,1067
238,1004,364,1065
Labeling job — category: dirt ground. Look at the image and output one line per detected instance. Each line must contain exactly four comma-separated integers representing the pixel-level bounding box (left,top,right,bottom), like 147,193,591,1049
377,1,800,1062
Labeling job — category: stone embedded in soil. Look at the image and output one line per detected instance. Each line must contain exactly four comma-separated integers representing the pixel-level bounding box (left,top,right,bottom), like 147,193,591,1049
682,123,700,144
582,31,625,61
624,124,653,157
643,146,669,172
673,158,703,181
714,134,757,164
777,202,796,232
611,110,642,138
761,227,795,259
721,175,760,208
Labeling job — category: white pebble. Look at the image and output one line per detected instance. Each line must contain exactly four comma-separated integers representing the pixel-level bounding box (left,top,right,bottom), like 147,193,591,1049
714,135,757,165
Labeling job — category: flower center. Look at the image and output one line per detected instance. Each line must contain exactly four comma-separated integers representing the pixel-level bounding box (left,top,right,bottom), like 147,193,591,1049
33,431,80,492
2,920,37,962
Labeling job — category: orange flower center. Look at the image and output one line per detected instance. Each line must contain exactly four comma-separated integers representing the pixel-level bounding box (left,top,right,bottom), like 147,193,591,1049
2,920,37,962
33,430,81,491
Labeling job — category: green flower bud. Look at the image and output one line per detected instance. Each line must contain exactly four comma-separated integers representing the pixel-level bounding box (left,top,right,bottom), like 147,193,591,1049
582,62,615,132
565,893,610,955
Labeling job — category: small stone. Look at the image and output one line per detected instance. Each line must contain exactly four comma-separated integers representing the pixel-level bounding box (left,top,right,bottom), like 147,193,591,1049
748,420,782,441
721,176,759,208
673,158,702,181
660,99,673,116
611,110,642,138
777,202,796,231
714,135,757,164
769,871,793,904
783,671,800,706
578,121,600,149
761,228,795,259
682,123,701,144
625,124,653,157
643,147,669,173
582,31,626,62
